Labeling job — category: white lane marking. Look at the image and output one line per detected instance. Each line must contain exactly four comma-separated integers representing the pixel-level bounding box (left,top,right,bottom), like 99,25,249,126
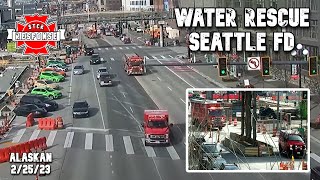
112,94,143,132
105,47,109,50
167,86,172,91
168,55,173,58
145,56,150,60
311,135,320,144
311,153,320,163
98,48,101,50
85,133,93,150
141,138,156,157
132,47,136,49
110,67,112,70
157,76,161,81
119,47,123,50
64,132,74,148
138,46,142,48
122,92,126,98
153,56,195,88
130,107,133,113
113,47,116,50
110,58,115,61
47,130,57,147
106,134,114,152
152,55,157,59
68,63,74,105
166,146,180,160
29,129,40,141
92,67,106,129
123,136,134,155
180,98,186,104
126,47,129,49
160,55,166,59
12,129,26,143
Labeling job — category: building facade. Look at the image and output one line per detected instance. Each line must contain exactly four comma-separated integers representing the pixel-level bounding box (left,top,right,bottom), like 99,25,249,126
122,0,153,11
98,0,121,11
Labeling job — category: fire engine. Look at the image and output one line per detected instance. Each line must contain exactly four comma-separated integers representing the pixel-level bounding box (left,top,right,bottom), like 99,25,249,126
190,98,226,130
123,53,146,75
142,110,173,146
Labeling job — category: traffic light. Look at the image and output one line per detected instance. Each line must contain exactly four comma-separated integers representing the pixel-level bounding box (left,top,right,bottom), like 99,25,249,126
309,56,318,76
261,57,271,76
218,57,227,77
302,91,308,100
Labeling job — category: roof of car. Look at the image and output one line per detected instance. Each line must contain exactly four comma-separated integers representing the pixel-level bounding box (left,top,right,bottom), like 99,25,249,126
99,67,108,70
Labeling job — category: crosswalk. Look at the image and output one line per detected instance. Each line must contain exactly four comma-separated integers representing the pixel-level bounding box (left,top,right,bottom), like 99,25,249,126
5,128,183,160
97,46,143,51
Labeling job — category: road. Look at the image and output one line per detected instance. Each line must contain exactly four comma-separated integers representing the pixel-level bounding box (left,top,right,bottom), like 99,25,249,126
0,34,312,180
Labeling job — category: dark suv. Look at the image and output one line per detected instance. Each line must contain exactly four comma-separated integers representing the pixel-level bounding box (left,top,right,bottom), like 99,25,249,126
20,94,58,112
90,54,101,65
279,130,306,157
72,101,89,118
85,48,94,56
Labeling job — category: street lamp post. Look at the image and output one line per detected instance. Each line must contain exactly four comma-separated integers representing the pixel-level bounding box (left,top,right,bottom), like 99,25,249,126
291,43,309,88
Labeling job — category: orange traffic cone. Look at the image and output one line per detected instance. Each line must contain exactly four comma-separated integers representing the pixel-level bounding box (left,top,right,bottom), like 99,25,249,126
35,174,39,180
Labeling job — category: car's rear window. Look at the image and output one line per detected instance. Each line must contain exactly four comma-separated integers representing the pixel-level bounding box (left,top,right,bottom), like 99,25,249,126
74,66,83,69
74,102,87,108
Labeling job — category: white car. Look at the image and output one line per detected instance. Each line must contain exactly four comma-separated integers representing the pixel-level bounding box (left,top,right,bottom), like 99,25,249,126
136,27,143,33
46,64,68,72
96,67,109,79
105,31,112,36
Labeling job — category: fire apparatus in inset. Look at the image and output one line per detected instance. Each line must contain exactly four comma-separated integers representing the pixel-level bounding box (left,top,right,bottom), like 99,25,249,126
123,53,146,75
142,110,173,146
190,98,227,130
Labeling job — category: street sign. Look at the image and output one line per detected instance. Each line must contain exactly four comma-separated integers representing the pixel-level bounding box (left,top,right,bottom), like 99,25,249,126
247,57,261,71
7,42,16,52
291,64,298,75
158,21,165,25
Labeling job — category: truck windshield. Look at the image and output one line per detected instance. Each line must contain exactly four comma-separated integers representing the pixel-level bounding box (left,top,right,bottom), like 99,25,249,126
129,61,143,66
288,135,304,142
208,109,223,116
147,121,168,128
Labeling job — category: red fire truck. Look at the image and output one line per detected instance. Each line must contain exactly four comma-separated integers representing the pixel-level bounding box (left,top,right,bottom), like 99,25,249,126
142,110,173,146
190,98,226,130
123,53,146,75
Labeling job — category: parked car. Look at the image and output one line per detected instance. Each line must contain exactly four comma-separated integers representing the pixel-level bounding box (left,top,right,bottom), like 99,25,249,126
34,79,59,89
31,87,62,100
201,142,222,163
46,60,66,67
105,31,113,36
278,130,306,158
84,47,94,56
99,73,113,87
219,163,240,170
136,27,143,33
123,37,131,44
210,157,227,170
38,71,65,82
13,104,47,117
72,101,89,118
73,65,85,75
96,67,109,79
41,67,66,77
90,54,101,65
20,94,58,112
46,64,68,72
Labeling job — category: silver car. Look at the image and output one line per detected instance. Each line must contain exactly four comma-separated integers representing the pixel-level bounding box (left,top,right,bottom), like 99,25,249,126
96,67,109,79
73,65,84,75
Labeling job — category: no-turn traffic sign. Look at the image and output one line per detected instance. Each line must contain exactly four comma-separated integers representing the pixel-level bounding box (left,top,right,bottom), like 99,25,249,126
247,57,261,71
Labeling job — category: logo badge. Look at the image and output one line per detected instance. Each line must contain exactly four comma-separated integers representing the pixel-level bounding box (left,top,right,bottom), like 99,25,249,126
7,14,65,56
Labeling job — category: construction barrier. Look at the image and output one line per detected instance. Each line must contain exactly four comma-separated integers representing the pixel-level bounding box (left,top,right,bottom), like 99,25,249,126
26,113,35,127
233,118,237,126
38,118,57,130
56,117,64,129
279,162,284,170
0,137,47,163
302,161,307,170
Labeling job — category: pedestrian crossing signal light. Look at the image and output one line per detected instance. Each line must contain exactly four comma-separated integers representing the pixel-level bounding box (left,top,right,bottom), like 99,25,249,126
218,57,228,77
302,91,308,100
309,56,318,76
261,57,271,76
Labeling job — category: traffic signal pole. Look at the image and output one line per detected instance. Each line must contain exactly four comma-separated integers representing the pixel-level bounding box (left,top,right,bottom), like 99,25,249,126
145,61,310,66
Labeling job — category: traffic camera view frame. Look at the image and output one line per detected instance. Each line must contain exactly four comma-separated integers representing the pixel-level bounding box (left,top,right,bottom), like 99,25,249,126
186,88,310,173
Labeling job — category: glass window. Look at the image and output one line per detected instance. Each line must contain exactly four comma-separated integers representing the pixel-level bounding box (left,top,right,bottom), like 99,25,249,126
270,0,277,8
311,0,317,10
257,0,265,7
311,20,318,39
233,0,241,7
288,135,303,142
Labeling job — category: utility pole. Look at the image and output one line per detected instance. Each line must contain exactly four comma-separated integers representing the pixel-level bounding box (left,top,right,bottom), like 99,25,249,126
240,91,245,136
245,92,252,139
276,91,280,130
252,91,257,142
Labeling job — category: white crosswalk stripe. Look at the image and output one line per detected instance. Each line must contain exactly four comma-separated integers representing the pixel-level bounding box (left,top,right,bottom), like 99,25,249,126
119,47,123,50
152,56,157,59
98,48,101,50
8,129,184,160
64,132,74,148
141,138,156,157
126,47,130,49
145,56,150,59
168,55,173,58
132,47,136,49
113,47,116,50
46,130,57,147
29,130,40,141
12,129,26,143
160,55,166,59
105,47,109,50
105,134,114,152
123,136,134,154
85,133,93,150
138,46,143,48
110,58,115,61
